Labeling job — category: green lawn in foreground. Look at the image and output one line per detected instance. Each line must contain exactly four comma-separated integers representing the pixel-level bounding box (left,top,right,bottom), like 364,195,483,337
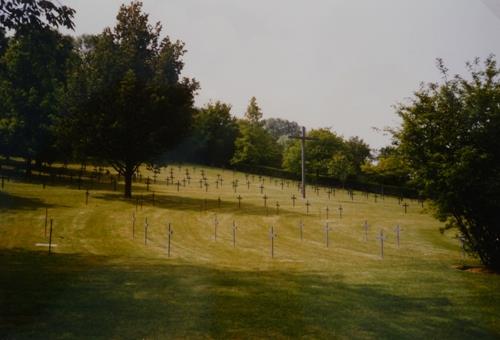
0,163,499,339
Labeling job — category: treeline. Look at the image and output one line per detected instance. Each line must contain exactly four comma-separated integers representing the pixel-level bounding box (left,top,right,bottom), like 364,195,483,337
0,0,411,198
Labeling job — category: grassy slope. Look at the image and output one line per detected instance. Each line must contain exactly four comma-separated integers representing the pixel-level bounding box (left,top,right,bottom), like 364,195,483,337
0,164,499,339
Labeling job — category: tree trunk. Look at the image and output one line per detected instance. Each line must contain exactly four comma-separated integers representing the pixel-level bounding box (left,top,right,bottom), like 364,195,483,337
25,158,32,178
124,166,133,198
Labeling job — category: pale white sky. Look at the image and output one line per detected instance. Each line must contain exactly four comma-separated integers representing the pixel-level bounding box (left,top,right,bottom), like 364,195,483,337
62,0,500,149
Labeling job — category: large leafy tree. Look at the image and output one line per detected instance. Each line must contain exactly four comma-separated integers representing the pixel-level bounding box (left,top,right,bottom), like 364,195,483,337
63,1,197,197
231,98,281,167
0,28,74,172
395,57,500,270
262,117,301,140
0,0,75,32
190,101,238,166
0,0,75,170
282,128,344,178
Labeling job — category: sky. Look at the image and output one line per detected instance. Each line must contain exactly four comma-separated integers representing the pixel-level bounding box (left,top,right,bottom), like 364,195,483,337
62,0,500,149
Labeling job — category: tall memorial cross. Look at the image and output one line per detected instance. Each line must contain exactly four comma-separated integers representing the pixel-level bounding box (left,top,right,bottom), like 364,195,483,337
259,183,264,194
263,194,268,208
289,126,319,199
305,200,311,215
338,205,343,219
237,195,243,208
291,194,297,207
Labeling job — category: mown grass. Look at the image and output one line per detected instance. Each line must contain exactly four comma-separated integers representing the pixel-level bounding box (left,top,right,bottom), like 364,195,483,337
0,163,499,339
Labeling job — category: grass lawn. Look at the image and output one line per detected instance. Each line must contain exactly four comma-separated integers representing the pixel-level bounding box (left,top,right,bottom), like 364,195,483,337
0,163,499,339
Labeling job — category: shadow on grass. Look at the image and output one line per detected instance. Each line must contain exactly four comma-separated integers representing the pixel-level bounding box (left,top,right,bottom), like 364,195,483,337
0,249,496,339
94,192,306,218
0,192,61,211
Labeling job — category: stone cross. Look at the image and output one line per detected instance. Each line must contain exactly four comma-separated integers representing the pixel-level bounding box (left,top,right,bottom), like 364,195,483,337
338,205,343,219
259,183,264,194
280,180,284,190
247,180,250,190
327,189,332,200
276,201,280,215
44,207,48,237
199,179,203,189
186,175,191,185
402,202,409,214
215,179,219,189
213,215,219,241
237,195,242,209
376,229,387,259
232,221,237,248
176,181,180,192
269,226,277,258
326,206,330,219
291,194,297,207
263,194,268,208
305,200,311,215
132,212,136,239
395,224,401,248
48,218,53,255
325,222,332,248
364,220,369,241
167,223,173,257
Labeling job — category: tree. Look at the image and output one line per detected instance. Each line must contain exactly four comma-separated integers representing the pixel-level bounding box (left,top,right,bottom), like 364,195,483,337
0,28,74,172
63,1,197,197
262,117,301,140
188,101,238,166
344,136,371,174
282,128,344,178
0,0,75,32
395,57,500,270
231,120,281,167
244,96,263,124
361,146,410,186
329,152,354,187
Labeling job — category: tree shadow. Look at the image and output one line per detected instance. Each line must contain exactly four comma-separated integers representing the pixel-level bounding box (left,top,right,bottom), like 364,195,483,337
0,249,497,339
94,192,304,217
0,192,62,211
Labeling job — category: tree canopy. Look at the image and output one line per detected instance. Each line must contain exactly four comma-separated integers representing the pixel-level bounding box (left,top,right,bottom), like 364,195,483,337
395,57,500,270
63,1,198,197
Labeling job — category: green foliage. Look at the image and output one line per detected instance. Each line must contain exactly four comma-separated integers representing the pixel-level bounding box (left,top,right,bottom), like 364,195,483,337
188,101,238,166
231,120,281,167
282,128,344,178
395,56,500,270
262,117,301,140
328,152,355,186
0,0,75,32
0,28,74,170
62,1,197,197
361,146,411,186
244,96,263,124
344,136,371,174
